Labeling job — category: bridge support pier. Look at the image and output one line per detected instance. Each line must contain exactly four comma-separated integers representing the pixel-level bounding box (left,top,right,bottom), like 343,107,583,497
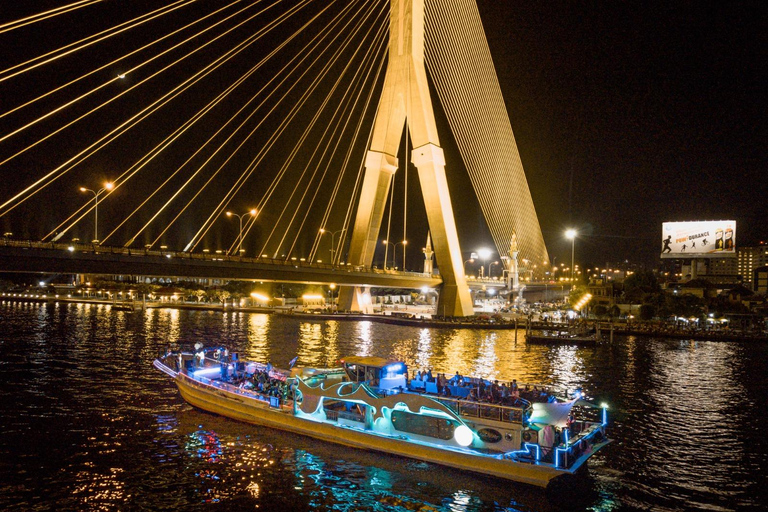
338,0,473,317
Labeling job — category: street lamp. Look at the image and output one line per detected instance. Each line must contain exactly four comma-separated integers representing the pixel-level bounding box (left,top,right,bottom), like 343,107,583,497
319,228,346,267
477,248,492,278
381,240,396,270
226,209,257,255
329,283,336,312
79,181,113,244
565,229,577,287
463,257,474,274
488,260,500,278
381,239,407,270
391,240,408,270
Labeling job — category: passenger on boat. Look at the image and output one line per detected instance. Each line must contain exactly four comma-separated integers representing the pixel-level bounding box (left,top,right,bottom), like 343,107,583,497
426,369,434,382
450,371,464,385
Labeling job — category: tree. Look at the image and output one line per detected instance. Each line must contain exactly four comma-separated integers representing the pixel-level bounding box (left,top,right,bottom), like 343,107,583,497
193,289,206,303
593,304,609,318
623,269,660,294
639,304,656,321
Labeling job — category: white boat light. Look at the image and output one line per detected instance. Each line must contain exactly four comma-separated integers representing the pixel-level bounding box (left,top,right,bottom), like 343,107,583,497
454,425,473,447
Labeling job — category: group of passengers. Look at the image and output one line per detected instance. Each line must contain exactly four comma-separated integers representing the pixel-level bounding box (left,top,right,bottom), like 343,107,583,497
411,367,554,405
235,368,289,402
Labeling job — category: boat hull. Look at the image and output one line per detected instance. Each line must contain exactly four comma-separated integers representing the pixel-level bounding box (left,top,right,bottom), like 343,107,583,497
172,369,569,487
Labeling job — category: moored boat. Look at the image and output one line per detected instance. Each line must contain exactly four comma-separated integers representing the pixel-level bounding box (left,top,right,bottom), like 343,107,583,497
154,347,610,489
526,325,602,345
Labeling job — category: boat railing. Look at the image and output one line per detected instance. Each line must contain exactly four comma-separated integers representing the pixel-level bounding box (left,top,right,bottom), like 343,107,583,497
433,396,529,424
552,420,607,470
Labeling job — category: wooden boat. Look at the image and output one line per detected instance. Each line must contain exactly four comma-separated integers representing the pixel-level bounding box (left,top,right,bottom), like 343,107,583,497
154,348,610,489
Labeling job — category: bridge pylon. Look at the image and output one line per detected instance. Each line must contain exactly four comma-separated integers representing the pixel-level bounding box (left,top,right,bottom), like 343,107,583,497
338,0,473,317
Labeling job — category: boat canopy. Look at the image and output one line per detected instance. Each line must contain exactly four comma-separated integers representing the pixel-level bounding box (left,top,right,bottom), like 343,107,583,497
340,356,401,368
529,399,577,428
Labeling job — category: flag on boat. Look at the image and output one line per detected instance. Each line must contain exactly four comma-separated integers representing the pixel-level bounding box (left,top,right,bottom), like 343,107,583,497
289,356,298,368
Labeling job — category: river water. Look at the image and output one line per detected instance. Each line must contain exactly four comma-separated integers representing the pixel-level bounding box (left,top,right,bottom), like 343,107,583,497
1,301,766,511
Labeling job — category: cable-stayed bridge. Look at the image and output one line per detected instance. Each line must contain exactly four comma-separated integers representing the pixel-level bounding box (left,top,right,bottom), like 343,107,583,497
0,0,548,314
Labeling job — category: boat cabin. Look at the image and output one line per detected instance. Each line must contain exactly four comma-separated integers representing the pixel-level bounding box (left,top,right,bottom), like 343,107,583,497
340,356,407,392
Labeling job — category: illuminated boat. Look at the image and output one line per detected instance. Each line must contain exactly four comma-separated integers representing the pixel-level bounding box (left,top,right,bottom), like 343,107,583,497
154,349,610,489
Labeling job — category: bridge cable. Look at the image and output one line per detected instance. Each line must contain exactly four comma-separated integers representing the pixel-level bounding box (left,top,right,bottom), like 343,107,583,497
276,9,388,260
2,0,281,220
39,0,301,241
252,1,386,259
102,0,322,247
0,0,195,84
0,0,106,35
308,35,388,265
0,0,242,125
180,0,367,253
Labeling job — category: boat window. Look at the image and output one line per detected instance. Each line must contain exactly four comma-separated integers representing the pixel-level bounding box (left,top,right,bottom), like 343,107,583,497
344,364,365,382
391,411,457,440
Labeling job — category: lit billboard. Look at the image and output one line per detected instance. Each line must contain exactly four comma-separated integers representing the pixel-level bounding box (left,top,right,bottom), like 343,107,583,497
661,221,736,258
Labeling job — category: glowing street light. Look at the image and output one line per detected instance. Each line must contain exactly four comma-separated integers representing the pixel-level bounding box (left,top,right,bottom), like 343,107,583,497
226,209,257,255
381,239,407,270
79,181,113,244
565,229,577,286
329,283,337,312
463,257,475,277
319,228,346,267
477,248,492,278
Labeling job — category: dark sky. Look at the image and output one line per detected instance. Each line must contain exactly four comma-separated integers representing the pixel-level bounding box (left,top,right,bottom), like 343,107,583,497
475,0,766,268
0,0,765,271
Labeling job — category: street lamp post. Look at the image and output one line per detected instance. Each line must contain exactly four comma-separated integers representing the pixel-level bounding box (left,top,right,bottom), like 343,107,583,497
477,248,492,278
463,257,475,276
329,283,336,312
226,209,257,255
79,181,113,244
565,229,577,287
381,240,396,270
390,240,407,270
488,260,500,278
319,228,346,266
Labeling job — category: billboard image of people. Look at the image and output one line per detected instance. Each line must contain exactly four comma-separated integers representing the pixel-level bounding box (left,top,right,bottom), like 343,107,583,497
661,221,736,258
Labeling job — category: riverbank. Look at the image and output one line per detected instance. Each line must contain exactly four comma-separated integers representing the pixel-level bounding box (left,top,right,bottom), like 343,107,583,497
3,293,766,341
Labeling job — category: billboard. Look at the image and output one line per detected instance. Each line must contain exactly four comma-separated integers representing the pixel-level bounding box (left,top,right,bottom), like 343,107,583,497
661,221,736,258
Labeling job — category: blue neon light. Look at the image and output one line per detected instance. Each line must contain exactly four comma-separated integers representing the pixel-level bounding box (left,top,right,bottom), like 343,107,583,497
507,443,540,462
553,426,603,468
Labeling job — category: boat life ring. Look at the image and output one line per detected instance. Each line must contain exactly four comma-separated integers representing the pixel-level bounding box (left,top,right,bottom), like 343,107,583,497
522,430,538,443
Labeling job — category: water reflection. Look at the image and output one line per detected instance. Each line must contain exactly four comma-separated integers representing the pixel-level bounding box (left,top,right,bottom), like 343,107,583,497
246,313,271,362
2,303,767,511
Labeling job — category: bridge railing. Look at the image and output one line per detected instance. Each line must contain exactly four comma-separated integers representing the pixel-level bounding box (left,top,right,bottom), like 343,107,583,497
0,237,435,278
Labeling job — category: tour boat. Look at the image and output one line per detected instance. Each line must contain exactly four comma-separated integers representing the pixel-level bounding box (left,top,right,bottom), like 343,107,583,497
154,348,610,489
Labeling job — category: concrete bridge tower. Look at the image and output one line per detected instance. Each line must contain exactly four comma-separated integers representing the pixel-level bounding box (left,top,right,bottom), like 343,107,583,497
338,0,473,316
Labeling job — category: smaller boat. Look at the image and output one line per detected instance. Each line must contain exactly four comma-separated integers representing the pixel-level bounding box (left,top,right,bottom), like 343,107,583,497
526,325,602,345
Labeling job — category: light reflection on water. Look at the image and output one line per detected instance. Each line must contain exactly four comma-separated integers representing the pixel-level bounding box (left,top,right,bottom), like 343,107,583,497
1,302,767,511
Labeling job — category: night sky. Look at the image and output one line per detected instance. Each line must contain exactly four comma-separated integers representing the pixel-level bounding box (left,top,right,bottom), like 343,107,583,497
0,1,764,271
476,1,765,267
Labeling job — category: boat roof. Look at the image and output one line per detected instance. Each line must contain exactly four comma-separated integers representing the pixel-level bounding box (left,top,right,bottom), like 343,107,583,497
340,356,403,368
